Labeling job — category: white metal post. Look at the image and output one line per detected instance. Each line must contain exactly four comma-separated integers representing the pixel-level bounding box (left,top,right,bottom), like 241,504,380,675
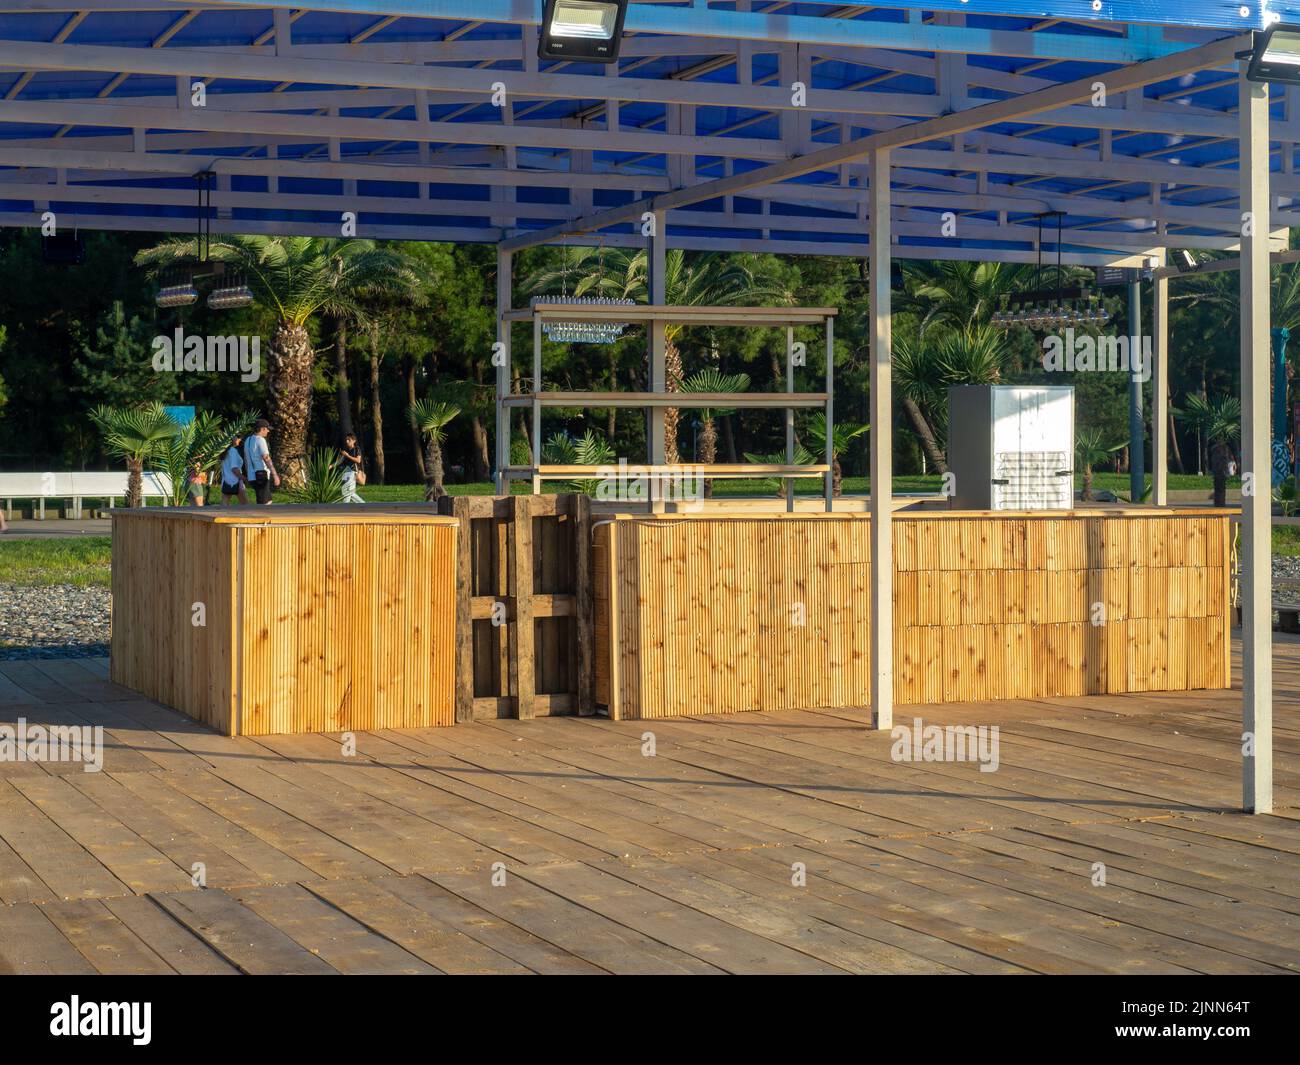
1240,66,1273,815
1151,251,1169,507
495,247,512,494
786,325,795,513
649,208,667,512
825,315,834,512
869,148,893,731
532,316,542,496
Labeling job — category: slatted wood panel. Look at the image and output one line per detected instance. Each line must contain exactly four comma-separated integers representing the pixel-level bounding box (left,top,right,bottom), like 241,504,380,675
594,511,1232,719
111,509,457,735
111,513,237,733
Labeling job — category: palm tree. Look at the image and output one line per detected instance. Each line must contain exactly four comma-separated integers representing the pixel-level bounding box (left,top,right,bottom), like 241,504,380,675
409,399,460,501
1075,427,1123,502
289,449,346,503
743,443,817,499
1179,394,1241,506
806,413,869,497
681,367,749,496
900,260,1036,336
136,235,425,486
525,247,793,463
153,409,258,506
892,334,949,473
541,429,616,494
89,403,181,508
892,325,1008,473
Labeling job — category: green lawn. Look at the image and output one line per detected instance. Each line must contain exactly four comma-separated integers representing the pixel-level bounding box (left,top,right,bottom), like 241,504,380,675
306,472,1228,504
0,536,112,587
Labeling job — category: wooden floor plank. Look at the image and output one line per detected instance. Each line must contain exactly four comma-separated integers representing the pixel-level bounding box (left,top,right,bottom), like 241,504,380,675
151,889,340,975
0,901,97,975
2,648,1295,975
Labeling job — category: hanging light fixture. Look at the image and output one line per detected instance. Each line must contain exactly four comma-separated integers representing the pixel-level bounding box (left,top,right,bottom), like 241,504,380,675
534,295,635,344
156,268,198,308
208,270,254,310
994,211,1100,333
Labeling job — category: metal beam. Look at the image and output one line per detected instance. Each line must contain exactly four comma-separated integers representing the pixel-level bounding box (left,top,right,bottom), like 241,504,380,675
500,32,1251,251
0,37,944,118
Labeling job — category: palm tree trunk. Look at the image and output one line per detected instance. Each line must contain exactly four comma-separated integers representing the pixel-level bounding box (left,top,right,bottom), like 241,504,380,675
1168,411,1186,475
1082,466,1093,502
405,353,425,480
369,341,386,484
663,338,683,464
832,454,843,497
126,458,143,510
513,367,533,465
423,438,446,501
699,414,718,498
266,320,314,486
901,396,947,474
607,347,618,439
722,414,738,463
333,319,354,441
470,417,490,482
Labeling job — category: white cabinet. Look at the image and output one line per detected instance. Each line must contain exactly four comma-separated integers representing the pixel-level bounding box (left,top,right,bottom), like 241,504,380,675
948,385,1074,511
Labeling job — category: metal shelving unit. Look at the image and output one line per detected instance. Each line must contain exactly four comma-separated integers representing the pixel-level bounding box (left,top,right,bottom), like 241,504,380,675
496,303,838,511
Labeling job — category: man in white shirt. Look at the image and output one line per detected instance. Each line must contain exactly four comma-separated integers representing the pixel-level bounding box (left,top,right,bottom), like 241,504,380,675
244,420,280,504
220,434,248,504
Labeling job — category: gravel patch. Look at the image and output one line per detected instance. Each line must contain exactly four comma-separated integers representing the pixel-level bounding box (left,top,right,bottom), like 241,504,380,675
0,583,110,659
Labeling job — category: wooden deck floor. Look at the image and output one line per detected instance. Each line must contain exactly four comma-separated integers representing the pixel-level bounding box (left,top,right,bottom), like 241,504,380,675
1,644,1299,975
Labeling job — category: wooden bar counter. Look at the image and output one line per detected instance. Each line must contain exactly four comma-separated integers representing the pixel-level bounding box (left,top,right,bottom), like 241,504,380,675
593,507,1234,720
111,506,457,736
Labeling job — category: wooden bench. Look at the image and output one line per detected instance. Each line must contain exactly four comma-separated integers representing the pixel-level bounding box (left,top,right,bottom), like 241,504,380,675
1277,602,1300,633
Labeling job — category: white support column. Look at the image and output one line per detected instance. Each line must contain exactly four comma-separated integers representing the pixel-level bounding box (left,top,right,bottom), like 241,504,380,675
785,325,795,513
1240,66,1273,815
825,315,834,512
532,316,542,496
494,247,512,495
648,209,668,511
1152,250,1169,506
869,147,893,731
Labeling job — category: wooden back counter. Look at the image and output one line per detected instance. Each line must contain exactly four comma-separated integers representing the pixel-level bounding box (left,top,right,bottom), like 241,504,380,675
593,507,1234,720
111,506,457,736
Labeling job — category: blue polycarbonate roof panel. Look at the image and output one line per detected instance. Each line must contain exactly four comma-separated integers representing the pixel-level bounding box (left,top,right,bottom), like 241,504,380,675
0,1,1287,262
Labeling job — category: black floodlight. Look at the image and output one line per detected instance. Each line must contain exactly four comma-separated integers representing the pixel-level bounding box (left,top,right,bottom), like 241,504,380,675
538,0,628,63
1247,23,1300,84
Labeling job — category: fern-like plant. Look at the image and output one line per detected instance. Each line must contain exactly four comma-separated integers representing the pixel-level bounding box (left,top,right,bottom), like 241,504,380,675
742,443,817,498
288,448,346,503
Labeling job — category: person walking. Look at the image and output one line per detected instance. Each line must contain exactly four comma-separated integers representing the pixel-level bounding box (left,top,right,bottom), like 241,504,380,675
220,433,249,504
185,461,208,506
339,432,364,504
244,419,280,505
